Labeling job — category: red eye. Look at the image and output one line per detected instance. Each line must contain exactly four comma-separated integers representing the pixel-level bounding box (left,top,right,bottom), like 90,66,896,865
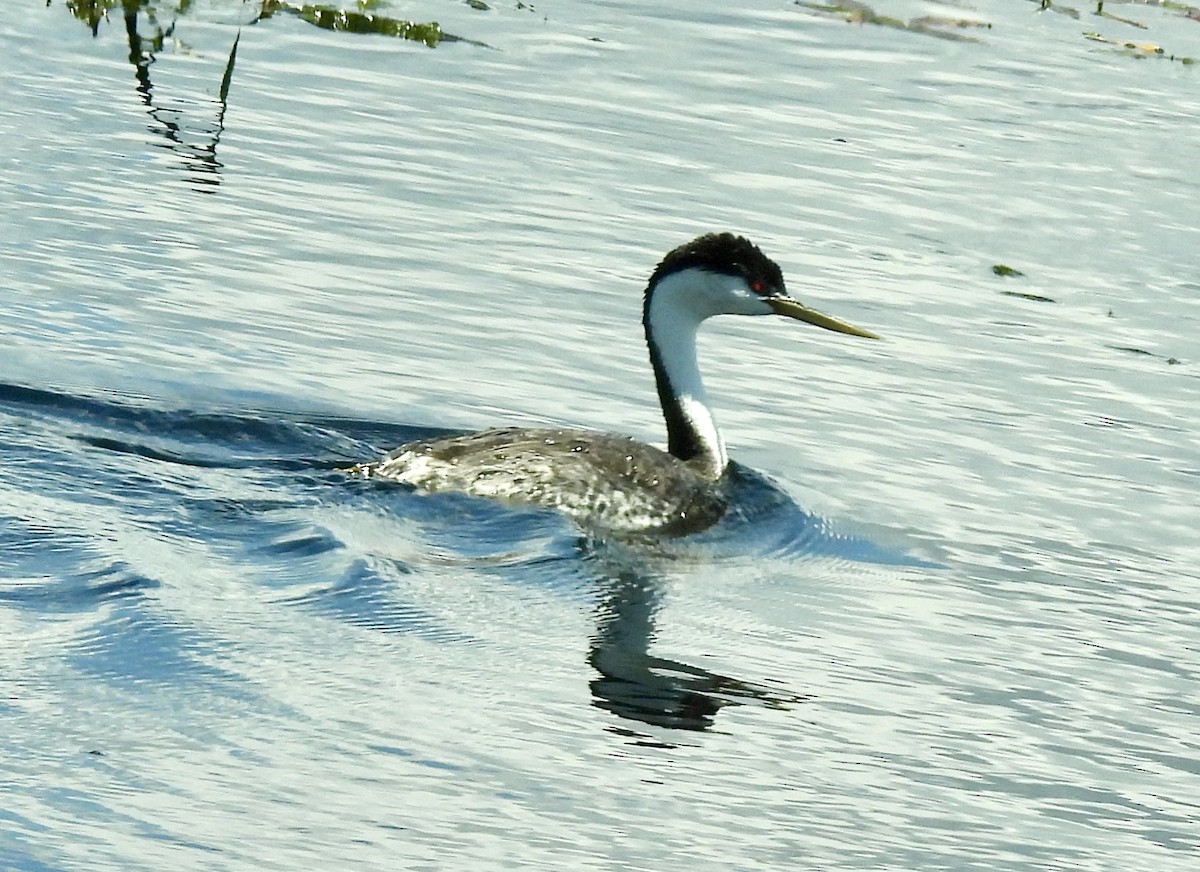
750,280,765,294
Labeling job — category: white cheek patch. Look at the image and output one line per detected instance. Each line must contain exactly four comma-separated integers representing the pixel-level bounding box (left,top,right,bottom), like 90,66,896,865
652,268,774,320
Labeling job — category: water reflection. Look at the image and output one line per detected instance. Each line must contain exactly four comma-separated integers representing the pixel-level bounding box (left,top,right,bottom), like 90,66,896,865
57,0,486,196
56,3,240,191
0,380,811,739
124,12,237,193
583,542,807,737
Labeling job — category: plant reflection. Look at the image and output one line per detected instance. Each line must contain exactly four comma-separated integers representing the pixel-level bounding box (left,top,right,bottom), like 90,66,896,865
54,0,485,194
59,1,240,193
125,12,238,193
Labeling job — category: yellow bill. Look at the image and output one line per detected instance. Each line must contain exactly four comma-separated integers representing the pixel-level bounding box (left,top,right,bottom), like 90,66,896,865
768,297,880,340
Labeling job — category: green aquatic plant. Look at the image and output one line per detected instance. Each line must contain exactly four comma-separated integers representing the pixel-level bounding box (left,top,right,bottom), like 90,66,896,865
58,1,484,48
992,264,1026,278
219,31,239,104
992,265,1057,302
63,0,191,36
256,1,447,46
64,0,112,33
999,290,1057,303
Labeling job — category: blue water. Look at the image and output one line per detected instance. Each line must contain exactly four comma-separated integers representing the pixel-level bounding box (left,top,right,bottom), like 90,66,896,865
3,0,1199,869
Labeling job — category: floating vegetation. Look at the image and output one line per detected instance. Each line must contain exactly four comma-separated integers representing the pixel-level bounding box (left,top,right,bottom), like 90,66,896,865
1039,0,1200,16
800,0,1200,61
1094,2,1149,27
1084,30,1195,62
1036,0,1081,18
1107,345,1185,364
991,266,1056,301
796,1,992,41
63,0,112,34
999,290,1057,303
1035,0,1200,63
992,264,1026,278
255,1,488,48
62,0,184,37
58,1,489,47
1095,0,1200,22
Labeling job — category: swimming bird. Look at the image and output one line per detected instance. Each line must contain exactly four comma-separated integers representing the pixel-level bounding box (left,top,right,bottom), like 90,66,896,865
349,233,878,535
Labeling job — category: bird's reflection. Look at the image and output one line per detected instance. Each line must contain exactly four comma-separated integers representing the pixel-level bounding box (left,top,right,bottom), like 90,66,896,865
582,542,808,736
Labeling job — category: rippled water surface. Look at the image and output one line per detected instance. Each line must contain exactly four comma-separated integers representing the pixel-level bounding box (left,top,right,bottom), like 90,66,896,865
2,1,1198,869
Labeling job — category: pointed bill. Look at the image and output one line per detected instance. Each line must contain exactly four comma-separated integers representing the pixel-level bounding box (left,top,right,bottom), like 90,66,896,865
767,297,880,340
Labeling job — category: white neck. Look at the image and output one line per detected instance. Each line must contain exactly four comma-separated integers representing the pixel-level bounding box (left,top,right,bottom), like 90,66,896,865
644,270,732,479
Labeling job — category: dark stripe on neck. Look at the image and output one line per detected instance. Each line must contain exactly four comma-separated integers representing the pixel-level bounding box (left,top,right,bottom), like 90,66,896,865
642,273,725,480
645,330,705,463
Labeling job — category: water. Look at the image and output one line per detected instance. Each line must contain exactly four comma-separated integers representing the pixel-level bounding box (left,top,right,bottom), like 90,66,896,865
2,0,1198,868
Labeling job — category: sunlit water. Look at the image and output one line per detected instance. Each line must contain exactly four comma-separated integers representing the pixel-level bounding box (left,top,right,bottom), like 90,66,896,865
2,1,1198,869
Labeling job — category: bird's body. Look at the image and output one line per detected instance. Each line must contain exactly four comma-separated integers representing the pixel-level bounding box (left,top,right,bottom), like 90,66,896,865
360,426,729,534
351,233,877,535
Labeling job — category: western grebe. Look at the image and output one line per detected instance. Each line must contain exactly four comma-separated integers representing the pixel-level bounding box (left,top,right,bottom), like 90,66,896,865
349,233,878,534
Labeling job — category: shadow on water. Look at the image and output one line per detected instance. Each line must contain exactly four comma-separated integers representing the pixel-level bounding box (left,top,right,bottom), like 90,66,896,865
0,383,928,739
